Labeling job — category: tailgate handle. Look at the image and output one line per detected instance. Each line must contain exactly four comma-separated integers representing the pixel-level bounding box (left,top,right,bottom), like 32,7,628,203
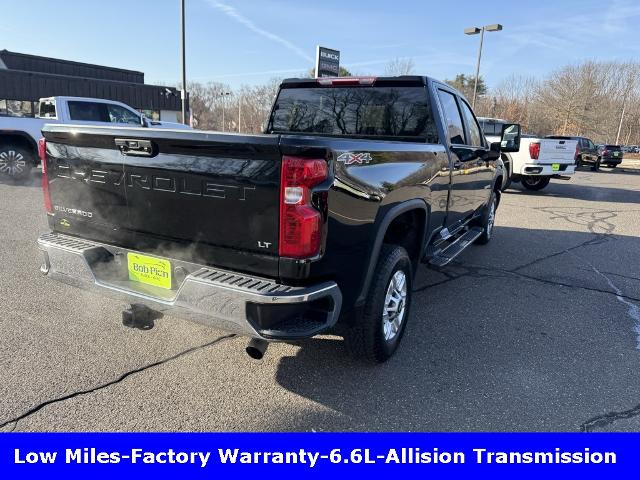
115,138,155,157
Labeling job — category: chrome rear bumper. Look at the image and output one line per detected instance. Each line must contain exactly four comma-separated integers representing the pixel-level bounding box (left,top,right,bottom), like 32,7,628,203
37,233,342,340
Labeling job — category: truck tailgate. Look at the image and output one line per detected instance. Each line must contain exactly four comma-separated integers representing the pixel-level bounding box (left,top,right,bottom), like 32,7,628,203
42,125,282,275
538,139,577,164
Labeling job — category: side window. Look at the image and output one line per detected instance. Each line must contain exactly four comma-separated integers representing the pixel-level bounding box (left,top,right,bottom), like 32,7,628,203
68,101,109,122
459,100,483,146
107,104,141,125
437,90,466,145
39,100,57,118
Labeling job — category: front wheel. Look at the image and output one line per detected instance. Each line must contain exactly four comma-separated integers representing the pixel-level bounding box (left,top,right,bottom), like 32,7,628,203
592,158,601,171
0,145,33,183
500,155,512,191
476,191,497,245
521,175,550,191
344,245,412,363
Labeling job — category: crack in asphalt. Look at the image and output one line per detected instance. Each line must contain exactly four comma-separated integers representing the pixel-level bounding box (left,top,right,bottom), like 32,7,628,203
580,403,640,432
415,260,640,303
511,234,611,273
0,333,237,431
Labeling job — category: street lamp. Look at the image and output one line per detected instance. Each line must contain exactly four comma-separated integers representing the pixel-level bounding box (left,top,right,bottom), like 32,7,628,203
464,23,503,109
238,94,242,133
180,0,188,125
218,91,231,132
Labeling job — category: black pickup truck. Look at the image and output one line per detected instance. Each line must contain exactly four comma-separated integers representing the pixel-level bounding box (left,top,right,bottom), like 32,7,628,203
37,76,520,362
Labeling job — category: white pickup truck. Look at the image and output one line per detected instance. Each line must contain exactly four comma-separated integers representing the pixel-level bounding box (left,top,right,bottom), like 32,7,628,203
479,117,578,191
0,96,190,182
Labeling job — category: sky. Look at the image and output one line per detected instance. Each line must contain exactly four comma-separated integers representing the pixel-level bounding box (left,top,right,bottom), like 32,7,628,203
2,0,639,90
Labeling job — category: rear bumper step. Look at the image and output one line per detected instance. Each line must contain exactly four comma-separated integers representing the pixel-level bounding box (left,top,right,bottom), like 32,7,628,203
37,233,342,340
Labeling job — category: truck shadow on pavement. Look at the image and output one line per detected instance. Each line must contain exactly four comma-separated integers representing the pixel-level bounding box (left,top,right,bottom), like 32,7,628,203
507,181,640,204
273,226,640,432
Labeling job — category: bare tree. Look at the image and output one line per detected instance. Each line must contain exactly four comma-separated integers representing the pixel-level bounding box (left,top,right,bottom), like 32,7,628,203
384,58,415,76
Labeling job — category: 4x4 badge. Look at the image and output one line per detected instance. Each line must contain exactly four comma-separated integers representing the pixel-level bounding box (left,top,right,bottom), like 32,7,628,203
337,152,373,165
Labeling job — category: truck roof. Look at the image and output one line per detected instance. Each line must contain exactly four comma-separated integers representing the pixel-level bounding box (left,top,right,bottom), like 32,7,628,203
280,75,448,89
477,117,509,123
278,75,471,104
38,96,130,106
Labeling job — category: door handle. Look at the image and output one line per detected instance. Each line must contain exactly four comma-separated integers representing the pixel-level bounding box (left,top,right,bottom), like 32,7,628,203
115,138,154,157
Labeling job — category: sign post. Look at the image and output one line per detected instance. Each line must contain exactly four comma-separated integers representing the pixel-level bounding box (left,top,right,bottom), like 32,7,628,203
315,46,341,78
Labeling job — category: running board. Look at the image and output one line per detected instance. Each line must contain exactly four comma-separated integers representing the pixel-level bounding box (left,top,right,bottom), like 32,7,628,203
429,227,483,267
552,174,572,181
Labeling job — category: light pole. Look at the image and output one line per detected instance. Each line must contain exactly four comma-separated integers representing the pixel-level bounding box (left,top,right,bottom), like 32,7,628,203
238,94,242,133
464,24,503,109
180,0,188,125
218,91,231,132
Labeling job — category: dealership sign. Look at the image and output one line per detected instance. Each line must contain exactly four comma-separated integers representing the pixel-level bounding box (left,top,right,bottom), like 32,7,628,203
315,46,340,77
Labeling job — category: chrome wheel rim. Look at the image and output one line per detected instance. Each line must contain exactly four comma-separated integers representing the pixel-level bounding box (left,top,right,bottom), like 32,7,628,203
486,199,496,237
383,270,407,341
0,150,26,176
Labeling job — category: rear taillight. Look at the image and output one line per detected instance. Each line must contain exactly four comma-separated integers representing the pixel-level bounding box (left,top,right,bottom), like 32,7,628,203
529,142,540,160
602,149,608,155
279,156,328,259
39,138,53,214
575,144,581,159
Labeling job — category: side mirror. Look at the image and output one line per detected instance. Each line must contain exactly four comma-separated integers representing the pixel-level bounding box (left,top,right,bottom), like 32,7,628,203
140,115,149,128
500,123,521,152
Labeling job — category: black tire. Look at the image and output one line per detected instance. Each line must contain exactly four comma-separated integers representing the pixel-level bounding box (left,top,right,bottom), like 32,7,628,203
344,245,412,363
575,156,582,168
475,191,497,245
0,145,33,183
500,155,512,191
592,158,601,171
521,175,550,191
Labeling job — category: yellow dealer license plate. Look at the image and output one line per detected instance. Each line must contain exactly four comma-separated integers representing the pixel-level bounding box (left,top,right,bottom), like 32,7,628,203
552,163,560,171
127,253,172,290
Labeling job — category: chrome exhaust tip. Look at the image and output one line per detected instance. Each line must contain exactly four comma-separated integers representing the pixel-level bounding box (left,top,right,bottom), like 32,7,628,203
246,338,269,360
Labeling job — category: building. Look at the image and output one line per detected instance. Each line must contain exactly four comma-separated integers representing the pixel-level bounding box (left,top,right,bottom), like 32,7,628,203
0,50,184,122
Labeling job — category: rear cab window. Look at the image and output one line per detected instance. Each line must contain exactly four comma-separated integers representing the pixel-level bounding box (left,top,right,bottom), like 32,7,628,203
68,101,109,122
436,89,466,145
268,80,439,143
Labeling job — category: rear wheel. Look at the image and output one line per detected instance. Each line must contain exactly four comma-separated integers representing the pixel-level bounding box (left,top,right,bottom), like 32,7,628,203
0,145,33,183
521,175,550,191
345,245,412,363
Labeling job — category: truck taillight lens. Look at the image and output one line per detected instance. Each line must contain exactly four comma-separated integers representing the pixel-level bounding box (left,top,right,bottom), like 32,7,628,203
575,144,581,159
529,142,540,160
279,156,328,258
39,138,53,214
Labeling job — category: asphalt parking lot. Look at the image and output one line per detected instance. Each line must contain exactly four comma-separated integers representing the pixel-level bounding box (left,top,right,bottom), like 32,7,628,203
1,163,639,432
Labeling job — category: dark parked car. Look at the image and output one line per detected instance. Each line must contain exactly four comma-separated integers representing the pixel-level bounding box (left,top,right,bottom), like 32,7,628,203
597,145,623,168
36,75,520,363
545,135,600,170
